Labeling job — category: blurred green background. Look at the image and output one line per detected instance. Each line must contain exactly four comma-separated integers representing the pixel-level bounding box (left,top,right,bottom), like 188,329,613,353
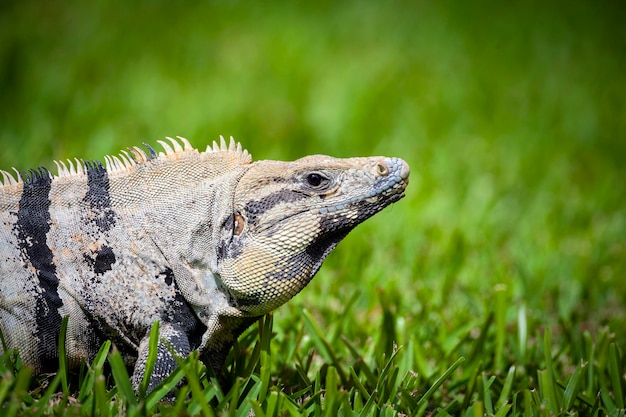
1,0,625,358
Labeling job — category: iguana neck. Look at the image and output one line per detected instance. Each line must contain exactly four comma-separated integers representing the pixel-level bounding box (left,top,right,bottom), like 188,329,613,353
127,166,247,304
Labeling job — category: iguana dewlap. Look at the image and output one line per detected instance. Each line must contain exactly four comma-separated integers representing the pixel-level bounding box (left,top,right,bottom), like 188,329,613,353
0,136,409,391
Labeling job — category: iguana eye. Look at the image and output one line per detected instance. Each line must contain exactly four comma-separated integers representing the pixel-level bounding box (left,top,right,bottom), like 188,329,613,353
306,172,328,188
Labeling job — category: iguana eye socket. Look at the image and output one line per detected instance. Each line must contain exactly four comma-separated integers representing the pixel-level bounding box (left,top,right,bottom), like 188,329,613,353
305,172,329,188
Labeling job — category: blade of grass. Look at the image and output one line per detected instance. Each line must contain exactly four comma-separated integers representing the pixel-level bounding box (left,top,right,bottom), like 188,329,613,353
342,390,356,416
93,369,108,416
342,335,377,386
353,390,364,412
145,365,186,409
376,289,397,359
5,367,34,417
249,400,267,417
517,304,527,363
481,372,495,415
542,328,559,414
57,315,69,397
267,390,280,416
358,386,378,417
584,332,596,398
599,388,615,411
108,347,138,408
523,389,533,417
139,321,160,398
32,373,65,417
350,366,371,402
258,350,271,404
259,314,273,353
172,385,191,415
300,389,324,413
415,401,429,417
398,371,419,411
235,390,254,417
32,373,62,417
493,402,512,417
496,366,515,411
589,391,601,417
467,314,493,365
461,359,483,411
494,284,507,371
608,343,624,409
78,340,111,403
243,333,263,378
379,364,400,404
295,362,312,387
329,289,362,345
325,365,339,413
227,377,241,417
0,372,11,409
471,401,483,417
180,354,216,417
415,357,465,409
562,361,585,410
302,308,347,384
375,345,402,403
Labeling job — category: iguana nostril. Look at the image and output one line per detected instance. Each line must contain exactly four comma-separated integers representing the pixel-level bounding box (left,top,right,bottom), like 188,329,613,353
376,163,389,176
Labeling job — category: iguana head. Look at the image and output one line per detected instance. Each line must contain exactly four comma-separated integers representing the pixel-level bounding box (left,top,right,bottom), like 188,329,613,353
216,154,410,316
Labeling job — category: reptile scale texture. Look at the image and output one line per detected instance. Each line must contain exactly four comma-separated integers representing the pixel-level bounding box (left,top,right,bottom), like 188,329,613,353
0,136,409,392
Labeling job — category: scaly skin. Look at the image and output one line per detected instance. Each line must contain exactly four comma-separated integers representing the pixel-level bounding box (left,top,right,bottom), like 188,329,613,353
0,136,409,392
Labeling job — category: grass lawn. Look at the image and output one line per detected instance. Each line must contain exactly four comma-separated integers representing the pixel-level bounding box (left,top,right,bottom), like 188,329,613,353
1,1,625,415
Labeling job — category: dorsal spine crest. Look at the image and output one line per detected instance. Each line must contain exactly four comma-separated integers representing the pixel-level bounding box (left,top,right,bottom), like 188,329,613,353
0,136,251,188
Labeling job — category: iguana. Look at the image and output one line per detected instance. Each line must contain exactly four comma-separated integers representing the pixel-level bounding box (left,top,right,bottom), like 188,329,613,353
0,136,409,392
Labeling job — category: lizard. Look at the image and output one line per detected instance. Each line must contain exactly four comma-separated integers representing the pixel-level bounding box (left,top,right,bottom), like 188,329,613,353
0,136,409,393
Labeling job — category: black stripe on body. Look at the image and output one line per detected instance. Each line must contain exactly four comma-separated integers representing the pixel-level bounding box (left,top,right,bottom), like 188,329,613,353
14,167,63,370
83,162,117,276
84,161,116,232
159,268,207,351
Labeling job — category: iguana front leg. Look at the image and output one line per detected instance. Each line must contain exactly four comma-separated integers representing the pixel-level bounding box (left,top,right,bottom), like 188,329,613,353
131,323,192,394
130,316,258,396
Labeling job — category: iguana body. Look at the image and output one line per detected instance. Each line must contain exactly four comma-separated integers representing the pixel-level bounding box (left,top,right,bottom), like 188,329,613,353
0,136,409,390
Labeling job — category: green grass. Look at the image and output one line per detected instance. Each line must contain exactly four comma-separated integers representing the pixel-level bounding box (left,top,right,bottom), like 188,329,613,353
1,0,625,415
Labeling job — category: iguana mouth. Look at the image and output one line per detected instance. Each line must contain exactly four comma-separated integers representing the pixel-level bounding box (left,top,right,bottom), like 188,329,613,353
316,178,407,216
